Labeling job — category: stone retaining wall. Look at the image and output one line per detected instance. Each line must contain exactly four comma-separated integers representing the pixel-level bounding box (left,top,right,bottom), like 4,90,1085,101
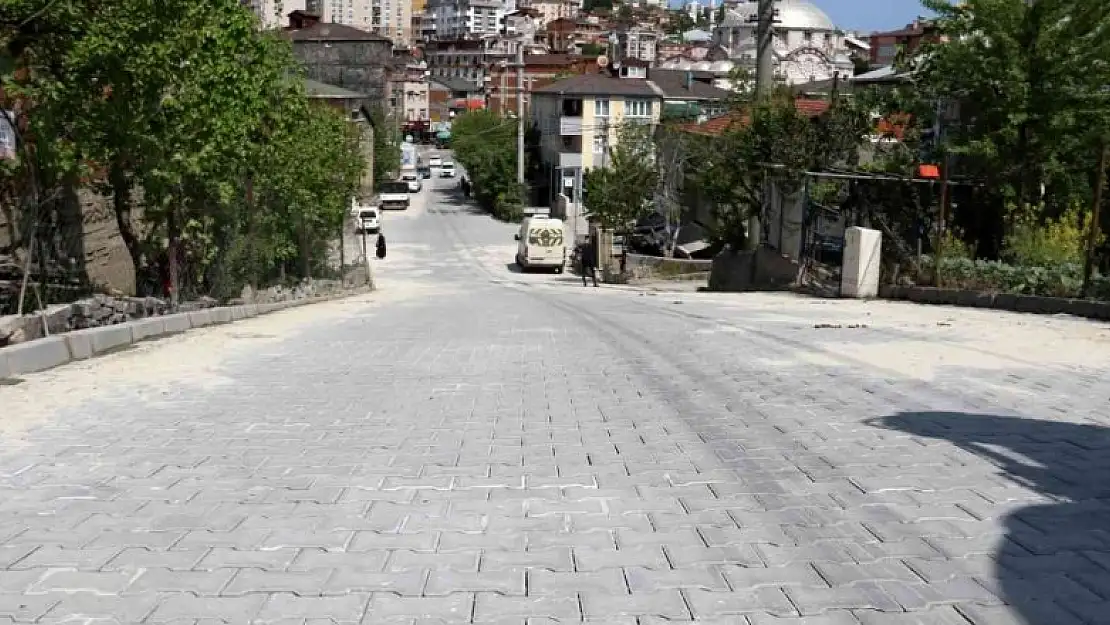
625,254,712,281
879,285,1110,321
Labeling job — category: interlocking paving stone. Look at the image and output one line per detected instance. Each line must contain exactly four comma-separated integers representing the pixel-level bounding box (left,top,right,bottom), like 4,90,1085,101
3,170,1110,625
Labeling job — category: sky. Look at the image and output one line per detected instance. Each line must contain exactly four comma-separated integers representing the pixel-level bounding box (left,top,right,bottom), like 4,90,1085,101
813,0,932,32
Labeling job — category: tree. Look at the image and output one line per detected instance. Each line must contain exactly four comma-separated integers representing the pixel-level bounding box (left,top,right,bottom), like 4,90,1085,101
452,110,523,221
690,94,868,250
582,0,613,11
584,122,658,236
2,0,367,305
915,0,1110,216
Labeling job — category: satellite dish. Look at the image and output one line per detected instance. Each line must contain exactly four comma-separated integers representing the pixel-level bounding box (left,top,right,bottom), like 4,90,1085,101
597,55,609,68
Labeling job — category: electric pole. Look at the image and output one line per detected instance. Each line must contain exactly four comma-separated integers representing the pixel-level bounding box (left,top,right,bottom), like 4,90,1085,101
517,41,525,185
752,0,777,99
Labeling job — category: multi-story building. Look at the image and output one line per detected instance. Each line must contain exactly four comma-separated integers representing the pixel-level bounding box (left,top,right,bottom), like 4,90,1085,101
610,26,660,64
868,18,938,68
243,0,308,28
517,0,579,29
425,0,514,40
531,66,728,231
287,12,396,102
302,0,411,44
425,37,515,86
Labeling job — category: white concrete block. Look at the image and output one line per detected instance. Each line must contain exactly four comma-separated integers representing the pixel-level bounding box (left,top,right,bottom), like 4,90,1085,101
841,226,882,299
210,308,233,324
130,317,167,342
67,325,134,358
188,310,214,328
161,313,191,334
3,336,71,375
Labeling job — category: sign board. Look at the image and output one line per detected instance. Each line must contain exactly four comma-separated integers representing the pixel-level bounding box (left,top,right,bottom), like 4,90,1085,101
400,142,418,168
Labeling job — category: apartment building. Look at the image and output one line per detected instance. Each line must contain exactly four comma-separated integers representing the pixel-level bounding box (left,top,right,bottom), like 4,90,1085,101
304,0,412,45
243,0,308,28
425,0,514,40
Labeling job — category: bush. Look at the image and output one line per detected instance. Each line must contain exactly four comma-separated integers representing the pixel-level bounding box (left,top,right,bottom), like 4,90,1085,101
919,256,1109,300
1003,206,1089,267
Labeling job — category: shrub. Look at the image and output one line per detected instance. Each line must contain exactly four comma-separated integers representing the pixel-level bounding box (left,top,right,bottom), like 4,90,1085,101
1003,205,1089,267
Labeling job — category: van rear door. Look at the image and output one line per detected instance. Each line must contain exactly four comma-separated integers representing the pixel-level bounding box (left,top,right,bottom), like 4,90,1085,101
526,221,565,264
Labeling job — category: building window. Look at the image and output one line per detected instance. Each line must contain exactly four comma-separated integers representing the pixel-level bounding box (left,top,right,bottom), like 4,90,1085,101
625,98,651,118
592,133,605,153
803,30,813,43
594,98,609,117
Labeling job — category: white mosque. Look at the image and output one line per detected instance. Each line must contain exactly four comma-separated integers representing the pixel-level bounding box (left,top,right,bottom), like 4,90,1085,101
660,0,865,87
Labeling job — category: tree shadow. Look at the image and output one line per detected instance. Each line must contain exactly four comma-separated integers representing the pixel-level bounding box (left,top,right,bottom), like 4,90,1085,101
868,411,1110,624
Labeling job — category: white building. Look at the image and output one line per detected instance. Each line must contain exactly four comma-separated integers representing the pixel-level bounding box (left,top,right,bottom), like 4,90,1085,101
244,0,307,28
711,0,855,85
425,0,515,40
307,0,412,44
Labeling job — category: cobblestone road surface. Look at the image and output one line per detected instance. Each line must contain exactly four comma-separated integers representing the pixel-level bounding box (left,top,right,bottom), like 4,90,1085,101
2,153,1110,624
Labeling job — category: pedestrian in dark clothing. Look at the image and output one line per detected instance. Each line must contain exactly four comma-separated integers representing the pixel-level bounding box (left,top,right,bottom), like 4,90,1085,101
580,237,599,287
460,177,471,199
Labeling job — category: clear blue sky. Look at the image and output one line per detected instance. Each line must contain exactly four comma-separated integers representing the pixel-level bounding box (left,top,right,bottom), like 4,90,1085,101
813,0,931,32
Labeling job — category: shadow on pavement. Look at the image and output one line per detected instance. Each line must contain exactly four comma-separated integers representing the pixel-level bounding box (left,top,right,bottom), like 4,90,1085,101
868,411,1110,625
505,263,523,274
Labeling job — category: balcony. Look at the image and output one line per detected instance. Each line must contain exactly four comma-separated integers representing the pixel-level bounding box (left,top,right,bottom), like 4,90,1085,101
559,116,583,135
558,152,582,168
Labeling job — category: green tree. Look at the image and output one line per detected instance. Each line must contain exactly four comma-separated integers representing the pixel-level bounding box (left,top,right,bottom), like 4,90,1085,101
584,122,658,236
915,0,1110,215
368,106,400,190
451,110,522,220
691,94,868,249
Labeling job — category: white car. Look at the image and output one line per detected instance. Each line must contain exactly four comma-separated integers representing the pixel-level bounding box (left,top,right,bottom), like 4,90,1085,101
428,156,443,168
440,162,456,178
355,207,380,234
401,171,422,192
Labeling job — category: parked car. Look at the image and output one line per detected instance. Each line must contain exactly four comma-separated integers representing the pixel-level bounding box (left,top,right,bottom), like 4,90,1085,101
378,181,410,210
401,171,422,192
439,162,456,178
428,156,443,168
355,207,380,234
514,216,566,273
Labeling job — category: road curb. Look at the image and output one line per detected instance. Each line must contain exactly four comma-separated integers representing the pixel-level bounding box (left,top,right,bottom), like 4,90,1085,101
0,287,370,380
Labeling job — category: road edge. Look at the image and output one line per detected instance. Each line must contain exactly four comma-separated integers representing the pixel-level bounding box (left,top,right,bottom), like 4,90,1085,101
0,286,372,380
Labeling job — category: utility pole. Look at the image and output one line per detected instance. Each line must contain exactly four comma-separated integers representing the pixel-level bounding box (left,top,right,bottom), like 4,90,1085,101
752,0,776,98
1082,136,1108,298
516,41,525,185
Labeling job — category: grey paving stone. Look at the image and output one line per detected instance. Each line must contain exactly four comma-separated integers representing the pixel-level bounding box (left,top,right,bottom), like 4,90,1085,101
146,595,267,622
472,594,578,623
479,548,574,572
221,569,332,596
123,568,237,595
195,547,298,570
254,593,371,623
367,593,474,623
685,587,799,618
26,569,134,595
527,568,627,595
321,569,426,595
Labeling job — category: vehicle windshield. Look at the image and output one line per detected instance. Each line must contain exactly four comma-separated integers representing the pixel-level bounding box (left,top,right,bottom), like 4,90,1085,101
442,163,455,168
381,182,409,193
359,210,377,219
402,174,417,181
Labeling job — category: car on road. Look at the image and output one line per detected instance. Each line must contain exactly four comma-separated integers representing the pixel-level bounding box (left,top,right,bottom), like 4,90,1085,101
440,162,456,178
379,181,410,210
417,165,431,179
428,156,443,168
401,171,422,192
514,216,566,273
355,207,380,234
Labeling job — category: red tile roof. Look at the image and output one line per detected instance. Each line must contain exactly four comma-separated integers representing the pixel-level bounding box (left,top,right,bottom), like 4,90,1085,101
679,99,831,136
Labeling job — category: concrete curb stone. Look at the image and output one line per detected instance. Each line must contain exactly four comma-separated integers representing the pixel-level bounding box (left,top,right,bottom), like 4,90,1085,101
3,336,71,376
885,287,1110,321
0,285,370,378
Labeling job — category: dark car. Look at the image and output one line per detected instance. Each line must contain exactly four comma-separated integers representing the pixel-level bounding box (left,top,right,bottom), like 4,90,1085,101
417,166,431,179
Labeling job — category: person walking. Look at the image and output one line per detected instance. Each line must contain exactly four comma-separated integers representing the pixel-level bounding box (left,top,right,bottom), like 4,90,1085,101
580,235,599,287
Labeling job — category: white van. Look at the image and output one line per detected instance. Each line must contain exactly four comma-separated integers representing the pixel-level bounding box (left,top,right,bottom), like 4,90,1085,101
514,217,566,273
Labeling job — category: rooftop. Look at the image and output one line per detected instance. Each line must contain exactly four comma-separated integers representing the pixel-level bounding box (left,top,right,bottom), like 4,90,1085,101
430,76,481,93
304,78,367,99
679,99,831,137
533,73,663,97
650,69,733,101
287,22,391,42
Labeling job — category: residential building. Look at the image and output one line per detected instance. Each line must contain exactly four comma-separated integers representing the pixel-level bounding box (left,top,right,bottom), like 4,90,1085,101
388,53,430,124
712,0,856,85
428,76,485,121
287,14,396,102
301,0,411,44
868,18,939,68
531,67,729,236
610,26,660,64
243,0,308,28
518,0,580,29
425,0,514,39
544,16,606,54
425,37,514,86
485,53,594,117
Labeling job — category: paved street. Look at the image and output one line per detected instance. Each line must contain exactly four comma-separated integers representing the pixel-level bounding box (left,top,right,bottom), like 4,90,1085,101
2,152,1110,624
